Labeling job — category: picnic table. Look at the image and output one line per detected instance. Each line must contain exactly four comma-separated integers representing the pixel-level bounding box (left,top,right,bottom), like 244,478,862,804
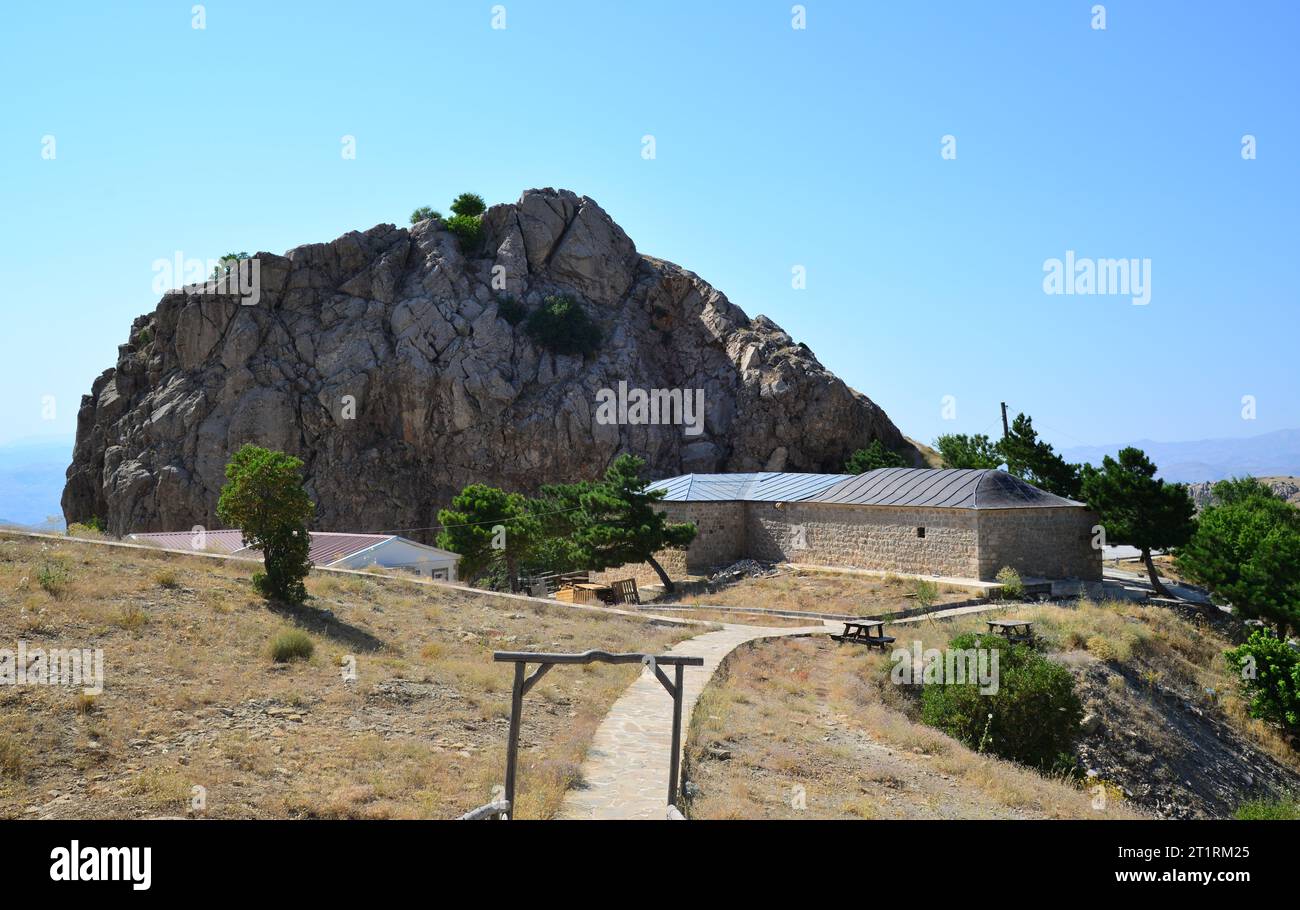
831,619,895,650
986,619,1035,643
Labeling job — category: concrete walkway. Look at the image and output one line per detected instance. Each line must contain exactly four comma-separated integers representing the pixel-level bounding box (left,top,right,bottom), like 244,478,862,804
557,620,832,820
558,599,1022,820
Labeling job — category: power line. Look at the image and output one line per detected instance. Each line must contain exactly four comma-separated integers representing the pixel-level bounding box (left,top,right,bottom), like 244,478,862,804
369,503,588,537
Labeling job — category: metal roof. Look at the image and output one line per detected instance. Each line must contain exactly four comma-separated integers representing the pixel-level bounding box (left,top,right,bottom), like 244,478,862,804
647,472,848,503
299,532,395,565
650,468,1081,510
127,529,248,553
129,530,460,565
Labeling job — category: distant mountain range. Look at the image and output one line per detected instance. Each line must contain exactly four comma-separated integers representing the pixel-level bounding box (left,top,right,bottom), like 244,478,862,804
1061,428,1300,484
0,435,73,530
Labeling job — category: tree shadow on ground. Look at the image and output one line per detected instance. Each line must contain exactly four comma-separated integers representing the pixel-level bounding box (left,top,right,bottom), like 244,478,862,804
266,600,386,653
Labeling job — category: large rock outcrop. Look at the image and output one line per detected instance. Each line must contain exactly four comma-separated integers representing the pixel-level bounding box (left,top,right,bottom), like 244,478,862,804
63,189,913,537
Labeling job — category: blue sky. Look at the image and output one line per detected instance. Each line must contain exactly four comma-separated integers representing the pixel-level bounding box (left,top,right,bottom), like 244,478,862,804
1,0,1296,457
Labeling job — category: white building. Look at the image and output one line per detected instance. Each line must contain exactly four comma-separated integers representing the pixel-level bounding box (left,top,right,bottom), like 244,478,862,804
129,529,461,581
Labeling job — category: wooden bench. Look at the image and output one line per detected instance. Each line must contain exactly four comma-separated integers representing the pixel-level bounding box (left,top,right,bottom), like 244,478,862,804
831,619,896,650
986,619,1035,644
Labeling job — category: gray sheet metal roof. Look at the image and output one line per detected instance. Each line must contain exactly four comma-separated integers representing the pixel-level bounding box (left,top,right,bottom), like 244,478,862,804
129,530,462,565
649,468,1081,509
647,472,849,503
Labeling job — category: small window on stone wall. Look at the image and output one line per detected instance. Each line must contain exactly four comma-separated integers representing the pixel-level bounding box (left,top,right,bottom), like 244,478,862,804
916,527,925,539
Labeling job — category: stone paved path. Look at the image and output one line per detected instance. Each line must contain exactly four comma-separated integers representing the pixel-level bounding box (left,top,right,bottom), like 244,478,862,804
557,620,832,820
557,600,1019,820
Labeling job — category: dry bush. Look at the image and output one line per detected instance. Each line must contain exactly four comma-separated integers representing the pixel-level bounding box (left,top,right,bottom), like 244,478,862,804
269,629,315,663
0,734,25,780
115,604,149,631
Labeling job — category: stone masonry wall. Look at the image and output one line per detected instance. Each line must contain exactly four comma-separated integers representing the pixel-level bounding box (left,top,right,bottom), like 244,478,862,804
591,501,747,585
745,502,981,577
594,501,1101,586
976,507,1102,581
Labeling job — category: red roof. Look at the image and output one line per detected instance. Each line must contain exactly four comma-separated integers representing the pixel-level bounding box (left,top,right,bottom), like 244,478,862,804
128,529,247,553
299,532,391,565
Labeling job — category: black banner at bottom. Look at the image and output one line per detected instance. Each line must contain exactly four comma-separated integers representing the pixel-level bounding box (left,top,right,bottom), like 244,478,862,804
0,819,1278,896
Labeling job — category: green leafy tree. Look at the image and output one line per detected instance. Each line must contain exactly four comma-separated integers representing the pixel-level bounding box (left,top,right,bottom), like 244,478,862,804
1208,476,1275,507
436,485,540,591
449,192,487,217
934,433,1003,469
919,633,1082,770
1079,447,1196,599
572,454,696,592
1225,630,1300,734
844,439,908,473
1000,413,1082,499
217,444,315,604
410,206,441,224
1177,482,1300,635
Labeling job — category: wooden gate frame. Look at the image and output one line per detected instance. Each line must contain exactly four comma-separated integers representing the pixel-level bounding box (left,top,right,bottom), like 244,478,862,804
492,649,705,817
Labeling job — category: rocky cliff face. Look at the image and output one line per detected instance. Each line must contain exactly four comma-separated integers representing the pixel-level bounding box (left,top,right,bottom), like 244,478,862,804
63,189,911,536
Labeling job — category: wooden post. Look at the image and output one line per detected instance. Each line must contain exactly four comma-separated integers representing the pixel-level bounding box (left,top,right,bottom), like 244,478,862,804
1001,401,1010,440
504,661,526,817
491,650,703,817
667,662,685,808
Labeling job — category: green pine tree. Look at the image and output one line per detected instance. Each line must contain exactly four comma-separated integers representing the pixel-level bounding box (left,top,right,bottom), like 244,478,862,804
1079,447,1195,598
572,454,696,592
844,439,908,473
437,484,540,591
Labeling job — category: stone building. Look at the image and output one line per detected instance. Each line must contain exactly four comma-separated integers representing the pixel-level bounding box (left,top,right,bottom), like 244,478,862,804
613,468,1102,584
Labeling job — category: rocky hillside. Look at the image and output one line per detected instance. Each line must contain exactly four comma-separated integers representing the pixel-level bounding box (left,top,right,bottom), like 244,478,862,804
1185,476,1300,512
63,189,910,535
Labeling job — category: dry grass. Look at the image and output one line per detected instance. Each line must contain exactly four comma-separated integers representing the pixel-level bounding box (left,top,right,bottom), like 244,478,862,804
0,733,25,780
685,634,1141,819
995,598,1298,768
904,437,945,469
648,607,822,628
0,533,693,819
661,567,972,618
685,595,1300,819
153,568,180,589
63,524,109,542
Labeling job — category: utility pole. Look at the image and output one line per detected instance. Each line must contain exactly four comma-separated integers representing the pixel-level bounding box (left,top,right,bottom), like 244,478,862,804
1000,402,1010,440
